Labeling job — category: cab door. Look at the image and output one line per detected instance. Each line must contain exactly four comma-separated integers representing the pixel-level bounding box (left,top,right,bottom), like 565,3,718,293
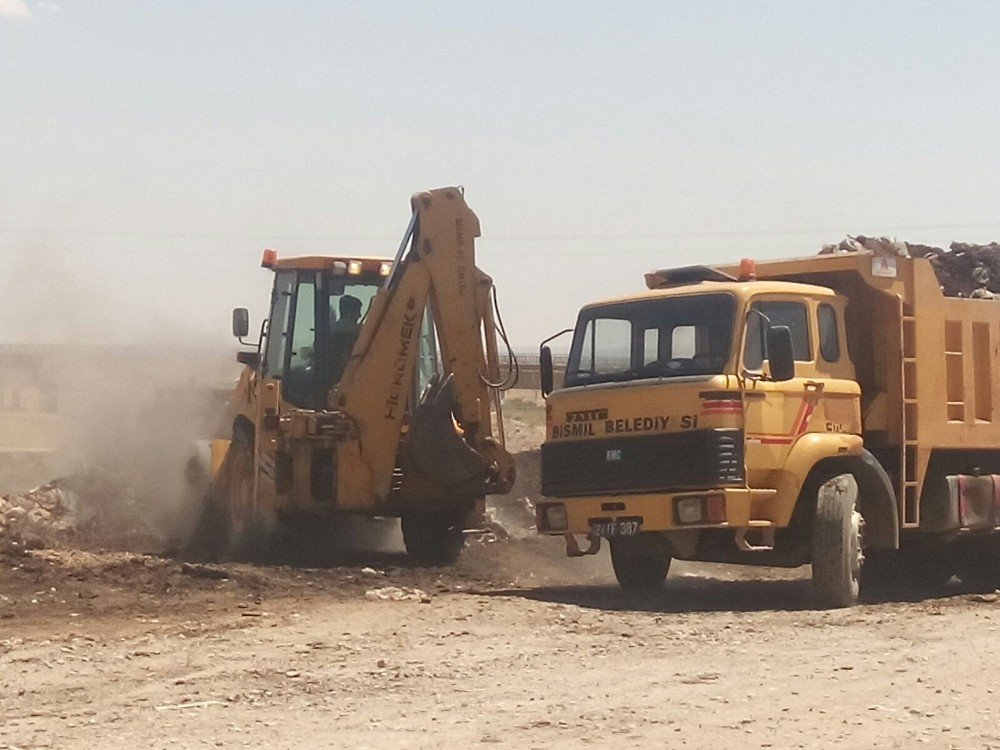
741,299,819,485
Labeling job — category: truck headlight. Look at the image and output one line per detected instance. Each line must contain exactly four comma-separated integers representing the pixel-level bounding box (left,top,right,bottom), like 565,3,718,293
676,497,704,524
674,494,726,525
541,503,568,531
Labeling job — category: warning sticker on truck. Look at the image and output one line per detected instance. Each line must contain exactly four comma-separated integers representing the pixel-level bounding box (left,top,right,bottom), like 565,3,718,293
872,256,898,278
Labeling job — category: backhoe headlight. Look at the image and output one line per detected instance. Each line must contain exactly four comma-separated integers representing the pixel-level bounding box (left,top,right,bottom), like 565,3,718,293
348,260,363,275
541,503,568,531
380,261,393,276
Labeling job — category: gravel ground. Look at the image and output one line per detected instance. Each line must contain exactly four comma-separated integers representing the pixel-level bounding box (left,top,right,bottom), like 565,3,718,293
3,536,1000,750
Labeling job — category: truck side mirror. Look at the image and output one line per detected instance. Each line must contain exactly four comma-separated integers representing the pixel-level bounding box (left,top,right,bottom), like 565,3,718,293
540,345,555,397
232,308,250,339
766,326,795,382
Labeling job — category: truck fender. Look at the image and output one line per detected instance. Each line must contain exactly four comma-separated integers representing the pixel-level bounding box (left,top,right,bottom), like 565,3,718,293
793,449,899,550
772,433,864,525
843,450,899,550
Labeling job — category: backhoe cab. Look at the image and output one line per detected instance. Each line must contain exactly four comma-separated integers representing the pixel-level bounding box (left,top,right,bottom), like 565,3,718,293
194,187,515,564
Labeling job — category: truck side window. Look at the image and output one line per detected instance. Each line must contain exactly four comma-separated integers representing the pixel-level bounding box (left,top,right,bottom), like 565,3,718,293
643,328,659,365
744,301,811,370
818,304,840,362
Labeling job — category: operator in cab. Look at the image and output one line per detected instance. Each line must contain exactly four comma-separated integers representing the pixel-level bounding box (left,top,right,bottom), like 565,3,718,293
329,294,362,383
283,294,364,408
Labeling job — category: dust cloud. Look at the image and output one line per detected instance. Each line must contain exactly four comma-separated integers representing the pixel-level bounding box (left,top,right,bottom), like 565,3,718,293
0,244,545,561
0,244,239,546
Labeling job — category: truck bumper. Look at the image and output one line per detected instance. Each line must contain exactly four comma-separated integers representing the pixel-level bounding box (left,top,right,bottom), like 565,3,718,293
536,487,778,535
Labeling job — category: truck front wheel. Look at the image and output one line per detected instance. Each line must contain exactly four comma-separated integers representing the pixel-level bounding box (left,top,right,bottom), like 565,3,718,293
401,515,464,566
812,475,865,608
610,534,671,594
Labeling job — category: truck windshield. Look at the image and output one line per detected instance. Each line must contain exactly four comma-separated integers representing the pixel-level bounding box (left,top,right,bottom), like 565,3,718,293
565,293,736,387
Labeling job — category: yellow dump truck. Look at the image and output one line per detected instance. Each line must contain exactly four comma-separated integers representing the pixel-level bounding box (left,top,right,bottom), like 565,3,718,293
537,251,1000,606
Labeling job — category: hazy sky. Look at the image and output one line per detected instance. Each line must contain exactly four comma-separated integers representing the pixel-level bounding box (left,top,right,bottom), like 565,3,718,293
2,1,999,350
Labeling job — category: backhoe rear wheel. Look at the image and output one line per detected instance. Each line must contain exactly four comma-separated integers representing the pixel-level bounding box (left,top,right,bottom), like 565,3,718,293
610,534,671,594
812,474,865,608
401,515,464,566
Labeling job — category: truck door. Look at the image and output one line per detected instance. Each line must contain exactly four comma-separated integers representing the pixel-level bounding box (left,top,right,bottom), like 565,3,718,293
741,299,818,477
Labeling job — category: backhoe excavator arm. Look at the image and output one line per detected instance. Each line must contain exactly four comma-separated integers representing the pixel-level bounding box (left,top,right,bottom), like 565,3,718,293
332,187,515,508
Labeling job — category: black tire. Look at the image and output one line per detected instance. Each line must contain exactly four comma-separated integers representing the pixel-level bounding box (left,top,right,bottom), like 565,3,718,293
401,515,464,566
220,432,255,557
207,428,272,560
610,534,671,594
180,450,224,559
812,474,865,608
184,489,228,559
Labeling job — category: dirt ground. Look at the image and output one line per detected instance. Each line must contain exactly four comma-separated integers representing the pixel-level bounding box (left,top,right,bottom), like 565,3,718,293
3,409,1000,749
3,532,1000,750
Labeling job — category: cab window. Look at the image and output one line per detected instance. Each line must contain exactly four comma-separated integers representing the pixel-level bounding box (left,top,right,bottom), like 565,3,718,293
744,300,811,370
818,304,841,362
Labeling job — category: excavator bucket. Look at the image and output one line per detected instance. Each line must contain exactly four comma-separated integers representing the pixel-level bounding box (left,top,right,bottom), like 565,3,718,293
408,374,489,489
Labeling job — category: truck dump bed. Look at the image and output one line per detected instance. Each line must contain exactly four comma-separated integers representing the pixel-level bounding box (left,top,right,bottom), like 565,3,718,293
719,251,1000,530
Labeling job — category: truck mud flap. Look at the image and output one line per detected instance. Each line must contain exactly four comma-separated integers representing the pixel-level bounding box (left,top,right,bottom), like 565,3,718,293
408,374,488,489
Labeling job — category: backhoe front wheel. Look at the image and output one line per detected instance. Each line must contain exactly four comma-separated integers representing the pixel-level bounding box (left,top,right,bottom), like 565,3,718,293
401,515,464,566
610,533,672,595
812,474,865,608
207,426,272,561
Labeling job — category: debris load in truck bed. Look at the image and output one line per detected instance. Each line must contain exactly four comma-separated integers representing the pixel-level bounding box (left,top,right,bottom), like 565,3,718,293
820,236,1000,298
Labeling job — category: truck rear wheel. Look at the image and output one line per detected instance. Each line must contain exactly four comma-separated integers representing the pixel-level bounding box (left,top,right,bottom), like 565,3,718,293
401,515,464,566
610,534,671,594
812,475,865,608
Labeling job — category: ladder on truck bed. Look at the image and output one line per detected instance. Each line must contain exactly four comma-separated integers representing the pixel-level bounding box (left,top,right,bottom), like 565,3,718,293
900,307,919,528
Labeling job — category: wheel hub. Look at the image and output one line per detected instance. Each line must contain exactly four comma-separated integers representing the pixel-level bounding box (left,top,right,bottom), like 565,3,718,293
849,507,865,592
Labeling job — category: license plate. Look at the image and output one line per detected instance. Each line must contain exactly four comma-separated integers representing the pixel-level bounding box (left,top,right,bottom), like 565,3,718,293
590,517,642,538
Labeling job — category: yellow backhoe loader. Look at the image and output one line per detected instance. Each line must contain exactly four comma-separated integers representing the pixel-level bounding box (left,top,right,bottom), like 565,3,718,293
191,187,516,563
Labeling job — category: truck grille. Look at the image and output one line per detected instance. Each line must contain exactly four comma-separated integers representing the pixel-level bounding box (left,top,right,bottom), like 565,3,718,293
541,429,744,497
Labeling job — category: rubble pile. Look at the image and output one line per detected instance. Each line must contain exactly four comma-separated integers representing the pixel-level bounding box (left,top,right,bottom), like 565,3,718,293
481,446,541,542
0,467,157,549
821,236,1000,298
480,495,536,543
908,241,1000,298
0,482,90,546
364,586,431,603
